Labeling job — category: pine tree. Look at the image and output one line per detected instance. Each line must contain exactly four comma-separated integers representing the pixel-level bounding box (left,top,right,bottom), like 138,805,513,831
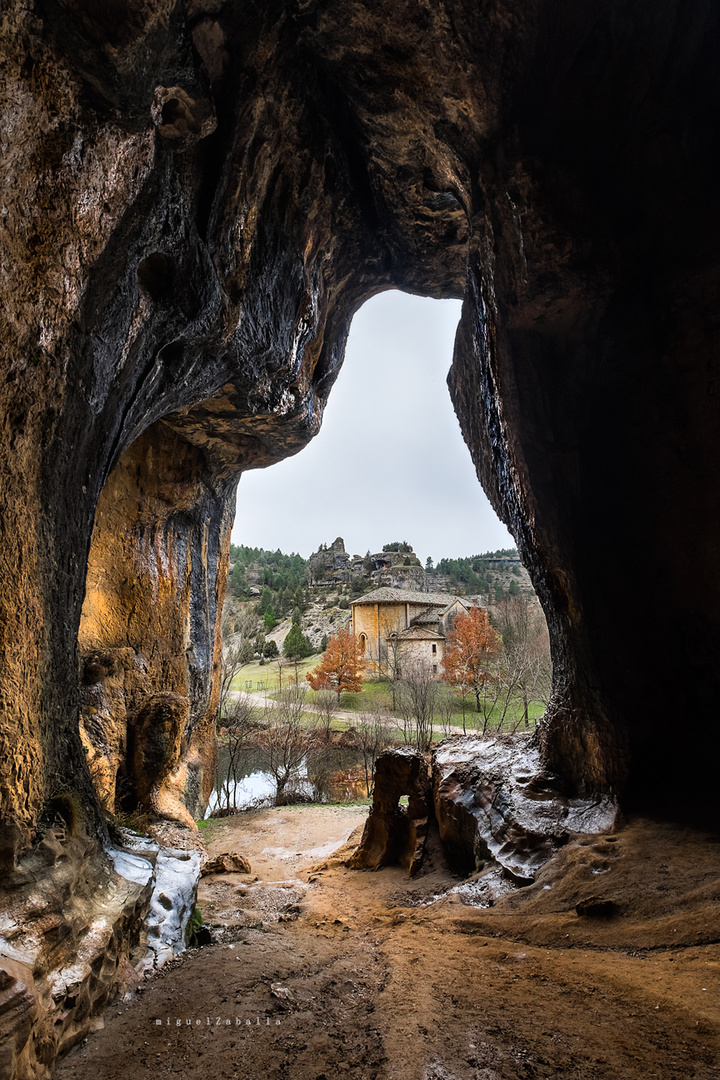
283,622,312,660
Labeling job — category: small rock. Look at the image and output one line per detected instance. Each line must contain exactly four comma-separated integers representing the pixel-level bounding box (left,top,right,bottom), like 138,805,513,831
202,852,252,875
270,983,295,1007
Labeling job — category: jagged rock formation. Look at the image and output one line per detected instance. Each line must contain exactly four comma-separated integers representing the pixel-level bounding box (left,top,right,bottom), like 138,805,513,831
1,1,719,1072
0,822,199,1079
347,748,432,876
433,735,619,882
308,538,358,586
308,538,425,590
350,740,618,883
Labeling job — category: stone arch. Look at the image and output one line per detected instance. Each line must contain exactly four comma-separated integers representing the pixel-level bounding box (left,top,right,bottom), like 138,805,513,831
1,0,719,873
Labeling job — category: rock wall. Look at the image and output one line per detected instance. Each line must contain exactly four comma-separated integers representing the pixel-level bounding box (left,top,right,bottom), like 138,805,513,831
78,422,233,825
1,0,720,1068
0,824,187,1080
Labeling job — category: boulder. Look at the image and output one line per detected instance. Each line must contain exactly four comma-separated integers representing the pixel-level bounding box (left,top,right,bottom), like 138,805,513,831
201,852,252,875
347,748,431,876
433,735,619,883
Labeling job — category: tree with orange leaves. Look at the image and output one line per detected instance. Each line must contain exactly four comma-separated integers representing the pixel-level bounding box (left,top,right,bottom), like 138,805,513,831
441,605,502,713
306,629,364,700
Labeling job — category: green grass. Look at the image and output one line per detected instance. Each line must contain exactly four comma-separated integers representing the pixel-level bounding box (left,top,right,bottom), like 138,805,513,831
230,666,545,735
230,655,318,693
328,679,545,731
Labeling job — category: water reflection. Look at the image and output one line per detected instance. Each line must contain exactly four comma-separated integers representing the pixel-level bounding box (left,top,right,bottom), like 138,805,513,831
206,744,370,817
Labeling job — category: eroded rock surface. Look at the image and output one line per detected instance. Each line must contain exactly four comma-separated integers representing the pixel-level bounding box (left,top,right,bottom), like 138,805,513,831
433,735,619,883
348,748,432,876
0,824,200,1078
1,0,720,1073
1,0,718,865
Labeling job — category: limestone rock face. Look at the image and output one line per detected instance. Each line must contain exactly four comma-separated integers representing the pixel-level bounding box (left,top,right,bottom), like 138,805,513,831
308,538,353,586
348,748,432,876
433,735,619,883
0,832,153,1078
0,2,719,1061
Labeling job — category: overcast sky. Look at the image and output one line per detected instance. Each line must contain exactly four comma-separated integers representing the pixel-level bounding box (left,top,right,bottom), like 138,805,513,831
231,291,514,563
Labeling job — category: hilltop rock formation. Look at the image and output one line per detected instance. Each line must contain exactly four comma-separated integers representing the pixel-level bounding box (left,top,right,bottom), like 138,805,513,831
1,1,720,1070
308,538,425,590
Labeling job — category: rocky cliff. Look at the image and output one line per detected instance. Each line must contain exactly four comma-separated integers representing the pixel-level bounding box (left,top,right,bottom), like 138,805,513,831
1,0,719,1072
308,537,425,590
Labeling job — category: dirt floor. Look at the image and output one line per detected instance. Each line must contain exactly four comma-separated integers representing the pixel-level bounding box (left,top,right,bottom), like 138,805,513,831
55,807,720,1080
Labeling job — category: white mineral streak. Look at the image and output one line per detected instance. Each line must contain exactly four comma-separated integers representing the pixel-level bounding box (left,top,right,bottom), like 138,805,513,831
107,831,201,975
435,734,619,883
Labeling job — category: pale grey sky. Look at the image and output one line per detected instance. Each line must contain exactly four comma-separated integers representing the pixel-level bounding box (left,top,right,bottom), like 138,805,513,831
231,291,514,563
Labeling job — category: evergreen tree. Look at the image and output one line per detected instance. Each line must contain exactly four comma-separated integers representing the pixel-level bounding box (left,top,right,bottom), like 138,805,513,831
283,622,312,660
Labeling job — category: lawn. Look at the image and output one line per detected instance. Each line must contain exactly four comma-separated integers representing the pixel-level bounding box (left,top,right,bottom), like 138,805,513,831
333,679,545,732
230,663,545,736
230,655,318,693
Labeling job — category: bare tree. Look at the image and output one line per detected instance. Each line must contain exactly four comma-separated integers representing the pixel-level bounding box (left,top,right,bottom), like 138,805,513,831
436,683,458,738
218,613,257,726
494,593,552,728
215,696,259,814
382,631,404,709
256,686,318,803
354,707,391,796
313,688,337,742
397,659,440,753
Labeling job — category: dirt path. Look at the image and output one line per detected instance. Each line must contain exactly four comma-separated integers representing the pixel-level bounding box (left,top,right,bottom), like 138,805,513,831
56,810,720,1080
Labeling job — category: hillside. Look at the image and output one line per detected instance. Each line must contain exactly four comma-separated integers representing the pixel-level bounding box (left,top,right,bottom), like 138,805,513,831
224,538,543,657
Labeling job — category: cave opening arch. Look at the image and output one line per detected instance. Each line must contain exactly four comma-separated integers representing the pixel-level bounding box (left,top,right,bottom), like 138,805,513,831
76,290,553,829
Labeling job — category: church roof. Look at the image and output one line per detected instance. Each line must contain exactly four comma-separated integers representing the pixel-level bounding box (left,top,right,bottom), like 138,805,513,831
351,587,460,607
411,610,442,625
393,626,445,641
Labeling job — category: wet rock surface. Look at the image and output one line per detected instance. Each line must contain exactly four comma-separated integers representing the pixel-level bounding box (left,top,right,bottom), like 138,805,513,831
433,735,619,883
0,825,200,1078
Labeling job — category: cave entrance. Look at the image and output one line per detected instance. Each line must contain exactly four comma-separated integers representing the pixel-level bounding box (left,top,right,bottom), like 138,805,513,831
219,292,553,816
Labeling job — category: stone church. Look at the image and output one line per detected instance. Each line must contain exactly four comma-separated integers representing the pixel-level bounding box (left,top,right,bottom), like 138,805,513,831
350,587,475,678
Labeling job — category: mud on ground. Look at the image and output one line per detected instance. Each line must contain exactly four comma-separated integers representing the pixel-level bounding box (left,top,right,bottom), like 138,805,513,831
56,807,720,1079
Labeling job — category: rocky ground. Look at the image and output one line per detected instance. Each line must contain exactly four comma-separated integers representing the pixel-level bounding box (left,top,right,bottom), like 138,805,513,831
55,809,720,1080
